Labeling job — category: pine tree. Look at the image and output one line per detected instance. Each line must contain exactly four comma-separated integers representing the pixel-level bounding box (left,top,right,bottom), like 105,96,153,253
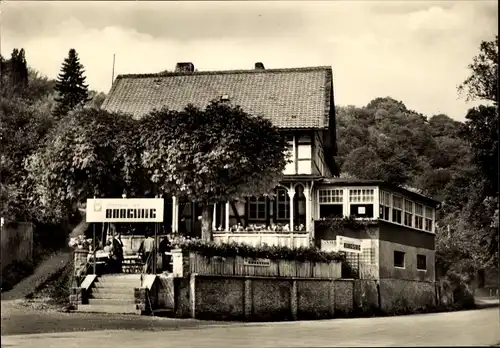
52,49,91,117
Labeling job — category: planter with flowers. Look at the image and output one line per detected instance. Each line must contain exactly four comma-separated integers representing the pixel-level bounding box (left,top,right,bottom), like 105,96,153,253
68,235,92,277
169,235,345,279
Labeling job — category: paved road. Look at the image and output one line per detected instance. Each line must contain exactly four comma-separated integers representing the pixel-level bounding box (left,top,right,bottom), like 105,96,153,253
2,301,499,347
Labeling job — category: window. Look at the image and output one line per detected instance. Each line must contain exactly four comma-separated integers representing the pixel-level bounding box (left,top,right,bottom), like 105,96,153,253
379,191,391,221
415,203,424,230
297,143,312,174
276,189,290,220
350,204,374,217
392,196,403,224
417,254,427,271
319,189,343,218
248,197,266,220
320,205,343,218
319,189,343,203
349,189,374,203
284,137,295,175
404,199,413,227
394,251,405,268
349,189,375,218
424,206,433,232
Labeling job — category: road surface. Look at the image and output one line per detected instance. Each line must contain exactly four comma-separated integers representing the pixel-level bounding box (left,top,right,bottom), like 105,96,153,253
2,300,500,347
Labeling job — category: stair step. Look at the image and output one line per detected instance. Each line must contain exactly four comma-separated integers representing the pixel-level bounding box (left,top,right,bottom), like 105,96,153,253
92,287,135,295
89,298,136,305
91,293,135,300
77,304,140,314
94,282,140,289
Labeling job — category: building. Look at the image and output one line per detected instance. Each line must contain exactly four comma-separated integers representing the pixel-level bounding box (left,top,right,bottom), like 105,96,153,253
102,62,439,283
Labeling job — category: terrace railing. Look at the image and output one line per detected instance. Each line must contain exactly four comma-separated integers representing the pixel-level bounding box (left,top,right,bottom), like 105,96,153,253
212,230,309,248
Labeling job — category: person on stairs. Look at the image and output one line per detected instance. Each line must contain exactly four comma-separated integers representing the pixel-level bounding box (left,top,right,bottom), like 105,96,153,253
139,230,156,274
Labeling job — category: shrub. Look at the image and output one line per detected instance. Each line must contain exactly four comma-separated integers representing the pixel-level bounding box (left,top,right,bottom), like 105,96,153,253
1,260,35,292
170,236,345,263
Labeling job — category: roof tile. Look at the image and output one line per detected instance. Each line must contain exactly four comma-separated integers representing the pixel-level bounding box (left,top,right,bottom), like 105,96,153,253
101,66,333,129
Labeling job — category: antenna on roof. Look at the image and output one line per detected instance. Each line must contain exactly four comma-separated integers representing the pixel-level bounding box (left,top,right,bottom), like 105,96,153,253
111,54,116,83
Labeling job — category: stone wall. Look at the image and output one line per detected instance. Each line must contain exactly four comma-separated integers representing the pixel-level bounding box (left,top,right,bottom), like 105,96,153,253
379,278,435,312
175,274,353,321
353,279,379,314
161,274,437,321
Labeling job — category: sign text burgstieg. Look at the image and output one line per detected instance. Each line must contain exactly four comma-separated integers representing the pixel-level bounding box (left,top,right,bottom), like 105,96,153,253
105,208,157,219
86,198,164,223
343,242,361,251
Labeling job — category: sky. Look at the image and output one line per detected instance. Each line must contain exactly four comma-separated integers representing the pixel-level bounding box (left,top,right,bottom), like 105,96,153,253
1,1,497,121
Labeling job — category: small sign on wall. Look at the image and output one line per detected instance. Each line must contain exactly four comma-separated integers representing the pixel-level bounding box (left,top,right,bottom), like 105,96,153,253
336,236,362,254
244,258,271,267
321,240,337,252
358,206,366,214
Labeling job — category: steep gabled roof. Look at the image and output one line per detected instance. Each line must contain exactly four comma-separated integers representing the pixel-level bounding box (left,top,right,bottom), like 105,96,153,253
101,66,333,129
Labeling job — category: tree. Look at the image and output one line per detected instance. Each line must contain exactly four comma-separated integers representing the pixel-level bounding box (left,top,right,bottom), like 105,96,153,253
87,91,107,109
0,48,29,97
139,100,288,241
52,49,91,118
458,35,498,104
460,105,498,195
0,95,55,221
26,108,145,223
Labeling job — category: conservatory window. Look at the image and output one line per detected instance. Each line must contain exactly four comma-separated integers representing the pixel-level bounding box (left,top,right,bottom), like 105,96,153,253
392,195,403,224
424,206,433,232
415,203,424,230
404,199,413,227
379,191,391,221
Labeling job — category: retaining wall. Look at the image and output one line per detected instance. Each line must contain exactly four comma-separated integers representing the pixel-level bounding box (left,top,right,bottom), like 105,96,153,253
154,274,437,321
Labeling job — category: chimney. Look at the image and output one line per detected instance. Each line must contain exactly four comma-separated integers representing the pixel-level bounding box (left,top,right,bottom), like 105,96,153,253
175,62,195,73
255,62,265,70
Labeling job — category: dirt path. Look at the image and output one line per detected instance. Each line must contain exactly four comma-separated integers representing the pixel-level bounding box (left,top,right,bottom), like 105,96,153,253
1,251,71,301
1,219,88,301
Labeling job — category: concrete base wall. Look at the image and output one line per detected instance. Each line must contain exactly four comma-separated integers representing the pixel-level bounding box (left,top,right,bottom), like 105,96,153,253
379,278,435,312
176,274,353,321
353,279,379,314
168,274,436,321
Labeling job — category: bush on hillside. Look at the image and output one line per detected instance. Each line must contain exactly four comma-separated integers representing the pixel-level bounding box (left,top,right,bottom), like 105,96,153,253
1,260,34,292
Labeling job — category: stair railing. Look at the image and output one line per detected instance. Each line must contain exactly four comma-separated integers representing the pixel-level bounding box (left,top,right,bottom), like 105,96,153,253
139,250,156,316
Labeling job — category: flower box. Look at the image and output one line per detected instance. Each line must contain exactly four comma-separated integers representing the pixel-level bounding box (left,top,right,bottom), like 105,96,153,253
278,259,297,277
189,252,235,276
296,260,313,278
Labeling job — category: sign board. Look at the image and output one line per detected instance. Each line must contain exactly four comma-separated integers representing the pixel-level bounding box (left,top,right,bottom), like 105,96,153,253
358,206,366,214
336,235,362,254
321,240,337,252
86,198,164,223
244,258,271,267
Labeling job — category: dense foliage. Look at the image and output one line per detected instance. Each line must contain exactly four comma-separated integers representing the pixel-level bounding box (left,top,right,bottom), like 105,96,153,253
25,108,146,222
0,48,105,222
336,36,498,279
139,101,288,240
1,37,497,291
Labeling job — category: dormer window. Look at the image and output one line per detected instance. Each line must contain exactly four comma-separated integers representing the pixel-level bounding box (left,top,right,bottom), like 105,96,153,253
221,94,230,102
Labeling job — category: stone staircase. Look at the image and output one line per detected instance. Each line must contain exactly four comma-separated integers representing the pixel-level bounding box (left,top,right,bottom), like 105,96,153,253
77,274,142,314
